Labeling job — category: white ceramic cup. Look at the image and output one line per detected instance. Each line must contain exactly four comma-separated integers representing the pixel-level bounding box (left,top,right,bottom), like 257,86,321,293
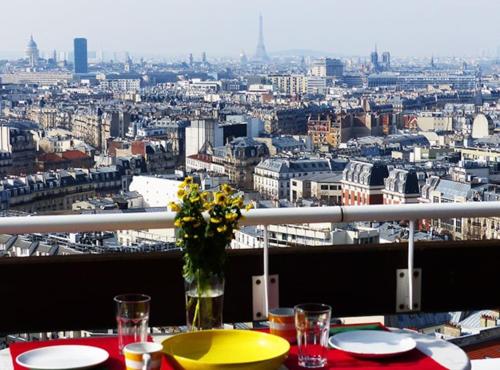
123,342,163,370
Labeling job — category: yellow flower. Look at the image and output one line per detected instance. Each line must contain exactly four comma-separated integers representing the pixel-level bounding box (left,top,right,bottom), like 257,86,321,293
233,197,244,208
193,235,199,239
245,203,254,211
174,219,182,228
183,216,195,222
185,176,193,184
217,225,227,233
201,191,209,200
184,233,189,239
225,213,238,221
221,184,233,194
169,202,181,212
214,192,226,205
190,196,200,203
177,189,185,198
210,217,222,224
190,183,199,192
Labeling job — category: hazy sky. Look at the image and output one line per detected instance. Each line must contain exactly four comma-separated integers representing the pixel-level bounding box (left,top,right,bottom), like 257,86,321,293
1,0,499,58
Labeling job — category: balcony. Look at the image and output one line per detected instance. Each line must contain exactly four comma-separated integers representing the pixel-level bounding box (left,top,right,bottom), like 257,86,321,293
0,202,500,340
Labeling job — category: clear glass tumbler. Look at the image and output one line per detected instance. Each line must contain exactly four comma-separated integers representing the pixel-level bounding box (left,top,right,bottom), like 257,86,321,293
114,294,151,353
294,303,332,368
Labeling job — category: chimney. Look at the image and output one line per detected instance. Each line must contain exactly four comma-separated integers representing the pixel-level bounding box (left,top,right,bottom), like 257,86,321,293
491,309,500,319
480,314,497,328
442,322,461,337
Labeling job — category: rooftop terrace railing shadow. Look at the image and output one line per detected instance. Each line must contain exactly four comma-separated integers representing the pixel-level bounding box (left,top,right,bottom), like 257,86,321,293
1,239,499,334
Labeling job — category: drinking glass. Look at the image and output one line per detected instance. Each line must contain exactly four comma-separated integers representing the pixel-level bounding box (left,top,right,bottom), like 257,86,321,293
114,294,151,353
294,303,332,368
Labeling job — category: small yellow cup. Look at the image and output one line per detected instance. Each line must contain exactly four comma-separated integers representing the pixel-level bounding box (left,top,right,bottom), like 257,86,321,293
269,307,296,343
124,342,163,370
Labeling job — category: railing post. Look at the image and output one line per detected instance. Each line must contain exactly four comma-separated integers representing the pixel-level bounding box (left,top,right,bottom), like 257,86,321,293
252,225,278,320
408,220,415,310
396,219,421,312
263,224,269,318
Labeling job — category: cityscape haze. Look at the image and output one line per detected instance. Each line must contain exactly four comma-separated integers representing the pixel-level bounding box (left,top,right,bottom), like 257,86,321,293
0,0,499,58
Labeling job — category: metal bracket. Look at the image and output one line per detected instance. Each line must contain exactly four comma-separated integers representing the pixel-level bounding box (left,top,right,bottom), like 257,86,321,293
396,268,422,313
252,274,279,321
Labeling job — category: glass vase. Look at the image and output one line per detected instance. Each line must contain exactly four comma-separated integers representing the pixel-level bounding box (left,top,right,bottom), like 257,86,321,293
185,271,225,331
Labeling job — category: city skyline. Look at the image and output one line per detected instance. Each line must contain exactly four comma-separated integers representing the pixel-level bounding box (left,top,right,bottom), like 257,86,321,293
0,0,499,59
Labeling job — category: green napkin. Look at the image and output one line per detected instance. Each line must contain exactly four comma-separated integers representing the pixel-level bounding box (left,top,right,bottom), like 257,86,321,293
330,323,383,336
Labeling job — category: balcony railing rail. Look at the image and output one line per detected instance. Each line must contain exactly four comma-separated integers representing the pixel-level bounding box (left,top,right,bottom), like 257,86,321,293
0,202,498,234
0,202,499,334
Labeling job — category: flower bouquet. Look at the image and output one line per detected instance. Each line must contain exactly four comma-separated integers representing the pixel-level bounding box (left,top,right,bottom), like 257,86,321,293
169,177,251,330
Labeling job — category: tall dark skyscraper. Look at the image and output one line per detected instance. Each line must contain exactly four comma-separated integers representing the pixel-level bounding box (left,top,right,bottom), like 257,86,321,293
254,13,269,62
74,38,88,74
370,45,379,71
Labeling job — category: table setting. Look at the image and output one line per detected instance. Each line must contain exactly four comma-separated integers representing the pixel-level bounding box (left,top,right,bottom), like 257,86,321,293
3,180,472,370
6,298,471,370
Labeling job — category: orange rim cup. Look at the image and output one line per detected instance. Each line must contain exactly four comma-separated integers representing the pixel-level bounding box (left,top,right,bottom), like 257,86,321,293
269,307,296,343
124,342,163,370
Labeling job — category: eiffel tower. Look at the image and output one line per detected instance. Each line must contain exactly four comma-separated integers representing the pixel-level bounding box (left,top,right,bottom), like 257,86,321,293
254,13,269,62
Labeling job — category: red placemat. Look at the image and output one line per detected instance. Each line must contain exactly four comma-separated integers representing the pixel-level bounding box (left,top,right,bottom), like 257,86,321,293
9,336,175,370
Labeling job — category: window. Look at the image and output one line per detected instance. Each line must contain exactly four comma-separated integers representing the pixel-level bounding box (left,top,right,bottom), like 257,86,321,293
321,185,328,190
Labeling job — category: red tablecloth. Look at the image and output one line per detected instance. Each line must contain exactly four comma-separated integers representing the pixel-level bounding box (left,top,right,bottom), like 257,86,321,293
284,345,447,370
10,327,448,370
9,336,174,370
283,323,447,370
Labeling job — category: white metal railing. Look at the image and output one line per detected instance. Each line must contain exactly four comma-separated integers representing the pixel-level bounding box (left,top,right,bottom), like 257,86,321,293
1,202,499,234
2,202,500,317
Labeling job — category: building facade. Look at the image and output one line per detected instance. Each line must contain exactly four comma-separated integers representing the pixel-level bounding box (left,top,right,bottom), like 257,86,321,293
309,58,344,78
254,158,332,199
341,160,389,206
382,169,420,205
212,137,269,190
74,38,88,74
269,74,307,95
307,114,341,149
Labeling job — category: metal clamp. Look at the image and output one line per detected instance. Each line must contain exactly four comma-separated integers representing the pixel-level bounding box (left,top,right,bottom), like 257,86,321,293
396,268,422,312
252,274,279,320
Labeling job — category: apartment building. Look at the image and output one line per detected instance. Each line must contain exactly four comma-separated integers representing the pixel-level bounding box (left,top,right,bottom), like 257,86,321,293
254,158,332,199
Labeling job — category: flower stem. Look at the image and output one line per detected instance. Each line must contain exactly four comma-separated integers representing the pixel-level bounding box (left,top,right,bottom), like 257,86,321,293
192,270,202,330
192,297,200,330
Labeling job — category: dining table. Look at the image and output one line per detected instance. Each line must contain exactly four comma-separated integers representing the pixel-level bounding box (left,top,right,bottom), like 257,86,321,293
0,326,471,370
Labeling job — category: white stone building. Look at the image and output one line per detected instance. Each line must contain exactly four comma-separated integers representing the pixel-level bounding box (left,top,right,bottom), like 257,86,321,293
254,158,332,199
232,222,379,249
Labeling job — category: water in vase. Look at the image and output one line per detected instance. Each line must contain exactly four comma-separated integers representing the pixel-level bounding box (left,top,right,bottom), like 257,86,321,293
186,288,224,330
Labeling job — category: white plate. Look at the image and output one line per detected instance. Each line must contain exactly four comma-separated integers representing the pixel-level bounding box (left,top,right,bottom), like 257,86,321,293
329,330,417,358
16,345,109,370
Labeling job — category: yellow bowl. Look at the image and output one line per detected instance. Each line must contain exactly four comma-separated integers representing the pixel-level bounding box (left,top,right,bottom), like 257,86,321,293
162,329,290,370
